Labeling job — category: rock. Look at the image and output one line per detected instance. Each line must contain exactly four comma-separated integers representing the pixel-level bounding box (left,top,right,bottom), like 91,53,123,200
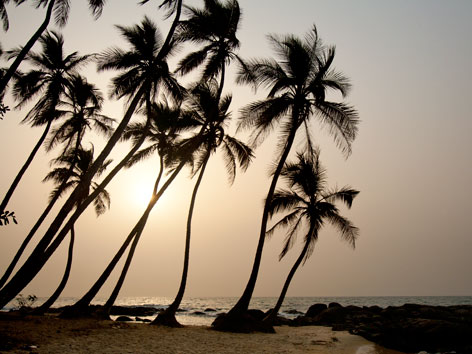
246,309,265,321
305,303,327,317
272,315,292,326
135,317,151,323
193,311,206,316
289,315,315,327
299,303,472,354
109,306,157,317
204,308,217,312
115,316,133,322
328,302,342,308
285,309,303,315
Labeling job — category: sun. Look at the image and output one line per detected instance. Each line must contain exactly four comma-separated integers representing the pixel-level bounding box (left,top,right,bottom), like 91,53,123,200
130,183,154,207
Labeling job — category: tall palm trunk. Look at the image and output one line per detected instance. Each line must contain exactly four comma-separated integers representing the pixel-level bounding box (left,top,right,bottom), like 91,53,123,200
227,115,300,317
61,159,187,317
0,134,81,290
34,225,75,315
0,120,52,213
0,0,183,310
103,154,165,312
0,84,146,309
263,231,312,324
0,0,56,96
152,152,210,327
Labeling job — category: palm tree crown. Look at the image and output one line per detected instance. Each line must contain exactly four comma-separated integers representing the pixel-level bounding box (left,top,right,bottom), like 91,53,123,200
13,30,90,126
175,0,241,87
237,25,358,155
44,145,111,215
267,149,359,261
97,16,185,108
46,74,115,154
180,80,253,182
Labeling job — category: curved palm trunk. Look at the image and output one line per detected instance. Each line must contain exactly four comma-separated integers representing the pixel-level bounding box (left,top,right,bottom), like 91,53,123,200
103,155,165,312
61,159,187,317
226,117,300,318
0,175,64,290
0,84,147,309
0,0,56,96
34,225,75,315
263,233,312,325
0,0,185,309
0,135,81,290
152,152,210,327
0,120,52,214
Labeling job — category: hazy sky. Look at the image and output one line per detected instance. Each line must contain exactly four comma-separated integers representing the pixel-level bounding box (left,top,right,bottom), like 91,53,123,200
1,0,471,300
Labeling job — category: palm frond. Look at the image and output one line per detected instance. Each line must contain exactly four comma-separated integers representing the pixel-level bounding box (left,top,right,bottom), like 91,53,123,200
326,211,359,249
315,100,359,157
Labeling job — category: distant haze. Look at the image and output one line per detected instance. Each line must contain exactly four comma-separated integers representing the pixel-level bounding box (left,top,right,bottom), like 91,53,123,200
1,0,471,299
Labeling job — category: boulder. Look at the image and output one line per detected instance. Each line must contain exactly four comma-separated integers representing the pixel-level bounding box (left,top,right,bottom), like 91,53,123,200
115,316,133,322
305,303,327,317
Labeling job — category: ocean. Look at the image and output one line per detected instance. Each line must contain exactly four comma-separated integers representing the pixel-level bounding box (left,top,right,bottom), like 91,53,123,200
6,295,472,326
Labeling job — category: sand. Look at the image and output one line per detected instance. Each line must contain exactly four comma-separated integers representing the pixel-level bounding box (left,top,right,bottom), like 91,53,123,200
0,314,406,353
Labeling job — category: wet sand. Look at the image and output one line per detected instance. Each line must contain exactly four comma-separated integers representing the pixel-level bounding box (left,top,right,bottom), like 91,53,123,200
0,314,406,353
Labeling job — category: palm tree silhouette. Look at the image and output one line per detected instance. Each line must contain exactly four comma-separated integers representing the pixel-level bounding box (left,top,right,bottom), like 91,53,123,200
46,74,114,155
0,31,90,215
0,0,105,96
34,146,111,314
216,25,359,331
100,100,199,314
0,4,185,310
263,149,359,324
0,74,110,289
152,80,252,327
176,0,241,98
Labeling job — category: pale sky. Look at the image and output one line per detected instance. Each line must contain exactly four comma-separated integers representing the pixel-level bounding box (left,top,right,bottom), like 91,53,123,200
1,0,471,300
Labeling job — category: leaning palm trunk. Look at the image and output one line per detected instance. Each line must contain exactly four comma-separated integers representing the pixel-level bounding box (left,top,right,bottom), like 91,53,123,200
0,84,146,309
0,162,69,290
103,155,165,312
0,0,183,310
263,233,312,325
62,159,187,317
226,117,299,318
0,0,56,96
33,226,75,315
152,152,210,327
0,135,81,290
0,120,52,214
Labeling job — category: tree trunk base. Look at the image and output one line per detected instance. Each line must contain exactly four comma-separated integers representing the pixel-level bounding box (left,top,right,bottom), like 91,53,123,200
150,311,183,328
211,311,275,333
59,305,110,320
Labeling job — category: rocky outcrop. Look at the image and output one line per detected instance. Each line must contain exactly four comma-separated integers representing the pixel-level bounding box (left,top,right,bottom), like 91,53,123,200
293,303,472,353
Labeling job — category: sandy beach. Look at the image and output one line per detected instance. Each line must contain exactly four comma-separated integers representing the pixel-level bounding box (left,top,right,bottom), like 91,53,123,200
0,314,406,354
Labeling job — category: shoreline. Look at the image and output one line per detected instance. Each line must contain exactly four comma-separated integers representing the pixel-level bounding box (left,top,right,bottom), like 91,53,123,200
0,313,405,354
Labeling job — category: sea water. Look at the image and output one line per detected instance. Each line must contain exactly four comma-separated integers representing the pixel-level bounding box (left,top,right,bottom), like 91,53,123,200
7,295,472,326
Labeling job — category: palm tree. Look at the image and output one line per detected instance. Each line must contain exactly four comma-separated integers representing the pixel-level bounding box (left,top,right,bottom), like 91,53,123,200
0,5,185,310
0,76,111,289
0,31,90,215
215,25,359,330
263,149,359,324
46,74,114,155
100,100,199,313
0,0,105,96
61,101,199,318
175,0,241,98
34,146,111,314
152,80,252,327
